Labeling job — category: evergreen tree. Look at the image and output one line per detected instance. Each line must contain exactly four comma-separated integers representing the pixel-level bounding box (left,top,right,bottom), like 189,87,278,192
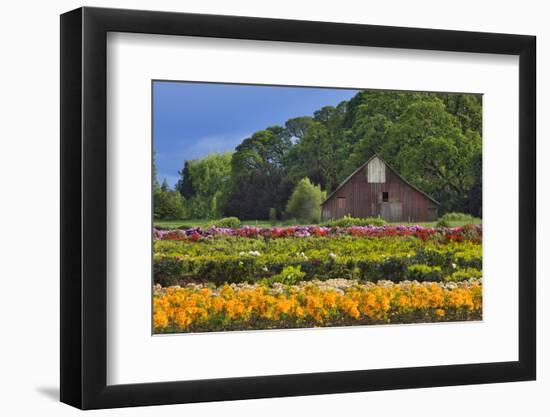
175,160,196,199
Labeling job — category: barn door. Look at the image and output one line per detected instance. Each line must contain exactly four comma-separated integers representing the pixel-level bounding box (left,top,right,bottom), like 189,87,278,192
380,202,402,222
336,197,348,219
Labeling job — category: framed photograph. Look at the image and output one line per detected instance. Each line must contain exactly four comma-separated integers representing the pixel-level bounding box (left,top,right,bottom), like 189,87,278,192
60,6,536,409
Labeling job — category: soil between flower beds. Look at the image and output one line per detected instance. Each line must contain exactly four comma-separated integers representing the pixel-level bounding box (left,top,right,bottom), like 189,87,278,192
153,279,482,334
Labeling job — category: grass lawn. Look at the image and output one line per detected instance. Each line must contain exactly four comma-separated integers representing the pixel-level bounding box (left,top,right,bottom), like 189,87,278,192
154,218,481,229
155,219,296,229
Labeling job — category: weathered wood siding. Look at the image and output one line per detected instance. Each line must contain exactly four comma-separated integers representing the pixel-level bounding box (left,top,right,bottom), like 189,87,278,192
321,157,439,222
367,156,386,183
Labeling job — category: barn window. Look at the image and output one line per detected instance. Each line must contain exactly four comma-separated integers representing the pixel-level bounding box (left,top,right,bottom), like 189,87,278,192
367,157,386,183
337,197,346,209
382,192,389,202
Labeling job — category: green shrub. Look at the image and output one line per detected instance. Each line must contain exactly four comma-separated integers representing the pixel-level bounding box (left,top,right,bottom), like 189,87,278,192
153,236,482,285
322,215,387,227
357,256,409,282
453,250,482,269
440,212,476,221
266,265,306,285
153,256,186,287
437,212,478,227
208,217,241,228
285,178,326,223
445,268,482,282
406,264,443,282
436,218,451,227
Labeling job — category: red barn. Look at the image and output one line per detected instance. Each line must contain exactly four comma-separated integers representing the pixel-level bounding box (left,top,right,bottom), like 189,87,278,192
321,154,439,222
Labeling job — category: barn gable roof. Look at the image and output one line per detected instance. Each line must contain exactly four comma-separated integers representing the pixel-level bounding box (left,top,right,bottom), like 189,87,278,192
321,154,440,206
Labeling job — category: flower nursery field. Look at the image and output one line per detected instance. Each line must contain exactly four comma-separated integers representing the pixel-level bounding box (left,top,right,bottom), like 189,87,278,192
153,224,482,333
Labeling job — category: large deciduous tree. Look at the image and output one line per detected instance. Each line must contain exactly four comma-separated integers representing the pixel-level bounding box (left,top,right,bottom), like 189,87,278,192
381,99,481,213
284,103,351,192
285,116,313,142
343,91,422,178
177,152,233,219
164,90,482,221
224,126,293,219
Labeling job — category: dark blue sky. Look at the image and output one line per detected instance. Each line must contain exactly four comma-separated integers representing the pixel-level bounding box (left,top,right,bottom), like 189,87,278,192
153,81,360,187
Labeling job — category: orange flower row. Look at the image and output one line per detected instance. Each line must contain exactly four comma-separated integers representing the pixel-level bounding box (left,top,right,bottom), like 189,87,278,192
153,281,482,333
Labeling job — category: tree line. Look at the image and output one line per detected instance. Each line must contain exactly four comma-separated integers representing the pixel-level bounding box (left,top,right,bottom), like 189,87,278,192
154,90,482,221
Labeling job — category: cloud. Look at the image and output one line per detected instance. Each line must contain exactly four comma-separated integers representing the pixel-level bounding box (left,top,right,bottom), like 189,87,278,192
156,132,251,187
158,132,249,161
185,133,248,156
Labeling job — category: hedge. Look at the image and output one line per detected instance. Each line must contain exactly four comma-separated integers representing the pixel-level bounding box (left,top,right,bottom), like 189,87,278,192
153,236,481,286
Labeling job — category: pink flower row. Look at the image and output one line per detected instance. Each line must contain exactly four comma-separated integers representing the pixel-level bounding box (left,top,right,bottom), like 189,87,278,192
153,224,481,242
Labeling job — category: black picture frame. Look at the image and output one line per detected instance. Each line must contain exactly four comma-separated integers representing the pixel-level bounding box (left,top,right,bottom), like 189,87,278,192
60,6,536,410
